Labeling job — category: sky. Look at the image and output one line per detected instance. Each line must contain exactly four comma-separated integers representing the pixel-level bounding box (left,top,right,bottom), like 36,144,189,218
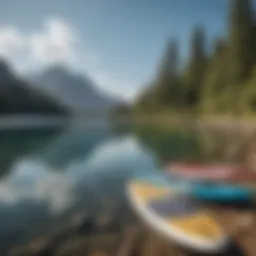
0,0,230,101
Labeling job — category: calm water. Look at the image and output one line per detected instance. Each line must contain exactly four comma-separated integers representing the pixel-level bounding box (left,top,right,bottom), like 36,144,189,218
0,119,205,252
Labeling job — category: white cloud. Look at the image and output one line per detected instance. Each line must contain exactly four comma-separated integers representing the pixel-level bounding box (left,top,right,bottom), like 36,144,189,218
0,17,140,101
0,17,79,66
0,26,25,58
29,18,78,65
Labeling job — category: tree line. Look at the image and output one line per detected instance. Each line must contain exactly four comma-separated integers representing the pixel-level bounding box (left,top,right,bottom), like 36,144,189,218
135,0,256,116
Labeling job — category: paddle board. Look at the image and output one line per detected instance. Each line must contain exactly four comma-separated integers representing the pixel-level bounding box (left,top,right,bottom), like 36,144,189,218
126,178,228,253
165,162,256,183
133,171,256,203
190,183,254,202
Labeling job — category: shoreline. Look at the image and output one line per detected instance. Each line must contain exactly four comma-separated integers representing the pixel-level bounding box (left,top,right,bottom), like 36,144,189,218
2,113,256,132
127,114,256,134
0,115,69,130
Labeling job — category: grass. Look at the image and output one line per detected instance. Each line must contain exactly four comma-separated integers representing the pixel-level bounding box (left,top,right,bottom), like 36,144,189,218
130,110,256,129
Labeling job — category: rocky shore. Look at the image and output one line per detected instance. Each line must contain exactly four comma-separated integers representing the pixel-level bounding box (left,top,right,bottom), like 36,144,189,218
9,203,256,256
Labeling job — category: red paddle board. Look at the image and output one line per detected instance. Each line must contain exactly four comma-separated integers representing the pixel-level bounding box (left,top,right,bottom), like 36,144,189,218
165,162,256,183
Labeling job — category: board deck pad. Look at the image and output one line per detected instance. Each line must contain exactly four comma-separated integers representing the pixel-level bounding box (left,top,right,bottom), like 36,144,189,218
147,194,199,218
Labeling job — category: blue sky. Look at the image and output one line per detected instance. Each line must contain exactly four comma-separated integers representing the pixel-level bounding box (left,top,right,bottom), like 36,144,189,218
0,0,230,101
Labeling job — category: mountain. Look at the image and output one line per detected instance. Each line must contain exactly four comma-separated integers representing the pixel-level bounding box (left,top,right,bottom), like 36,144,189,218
30,65,122,113
0,60,67,115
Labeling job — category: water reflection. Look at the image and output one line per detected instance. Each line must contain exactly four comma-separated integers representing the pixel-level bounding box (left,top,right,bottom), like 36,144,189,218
38,129,113,169
0,123,203,253
134,126,203,164
0,129,61,177
0,199,51,253
0,126,159,251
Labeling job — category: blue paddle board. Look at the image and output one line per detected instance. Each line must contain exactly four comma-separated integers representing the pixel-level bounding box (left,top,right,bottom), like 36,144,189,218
133,171,256,203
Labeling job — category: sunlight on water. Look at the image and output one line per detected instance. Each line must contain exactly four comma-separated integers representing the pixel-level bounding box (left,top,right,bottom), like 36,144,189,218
70,135,157,175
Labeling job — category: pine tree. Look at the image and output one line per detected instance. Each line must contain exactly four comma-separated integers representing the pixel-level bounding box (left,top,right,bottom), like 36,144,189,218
227,0,254,113
183,26,207,112
134,82,157,111
240,68,256,113
200,39,229,113
135,0,256,116
154,37,179,108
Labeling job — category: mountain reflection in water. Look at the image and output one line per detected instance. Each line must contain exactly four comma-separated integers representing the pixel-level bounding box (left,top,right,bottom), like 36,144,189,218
0,123,159,253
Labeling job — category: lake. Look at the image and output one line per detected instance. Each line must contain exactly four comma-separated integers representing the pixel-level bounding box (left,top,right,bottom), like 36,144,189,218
0,118,208,253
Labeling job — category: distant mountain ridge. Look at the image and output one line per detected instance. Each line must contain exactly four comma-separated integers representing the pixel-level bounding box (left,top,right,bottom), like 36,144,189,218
30,65,122,113
0,60,67,116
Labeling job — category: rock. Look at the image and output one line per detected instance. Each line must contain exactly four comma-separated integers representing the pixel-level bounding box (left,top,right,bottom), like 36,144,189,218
234,213,255,236
89,251,107,256
76,216,96,235
71,212,88,228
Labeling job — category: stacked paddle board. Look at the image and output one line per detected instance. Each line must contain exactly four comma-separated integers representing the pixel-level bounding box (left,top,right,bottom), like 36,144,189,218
164,162,256,202
136,172,256,203
126,175,228,253
165,162,256,183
